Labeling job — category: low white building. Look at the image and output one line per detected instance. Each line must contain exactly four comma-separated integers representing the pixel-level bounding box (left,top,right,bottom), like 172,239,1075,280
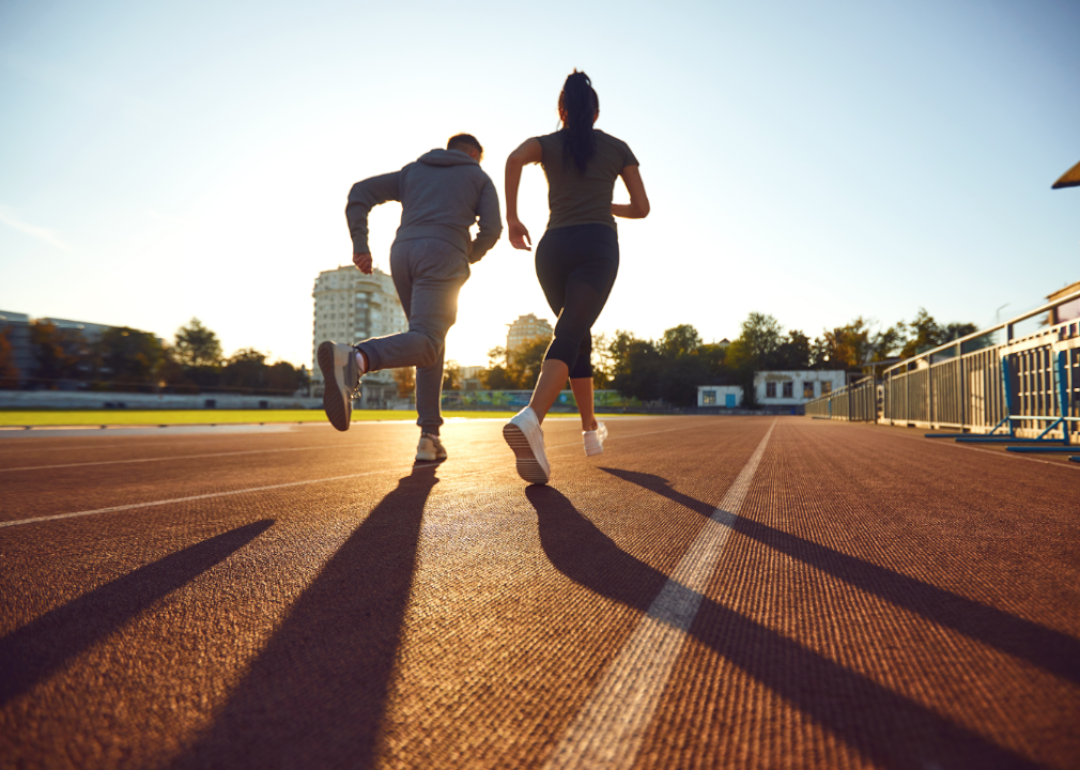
698,370,847,409
697,385,744,408
754,370,845,405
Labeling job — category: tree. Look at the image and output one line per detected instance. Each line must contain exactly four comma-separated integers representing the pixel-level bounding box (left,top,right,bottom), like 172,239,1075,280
591,332,615,389
266,361,305,394
96,327,164,387
609,331,662,402
511,337,548,389
659,324,702,358
29,320,88,387
222,348,268,391
392,366,415,399
770,329,811,369
737,312,783,366
442,360,462,391
174,318,223,368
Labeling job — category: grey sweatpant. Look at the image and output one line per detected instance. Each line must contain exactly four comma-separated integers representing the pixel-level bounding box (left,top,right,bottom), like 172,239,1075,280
356,238,470,435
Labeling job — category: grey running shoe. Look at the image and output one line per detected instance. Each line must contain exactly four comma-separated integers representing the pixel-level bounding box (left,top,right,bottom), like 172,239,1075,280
583,421,608,456
416,433,447,462
317,341,360,431
503,406,550,484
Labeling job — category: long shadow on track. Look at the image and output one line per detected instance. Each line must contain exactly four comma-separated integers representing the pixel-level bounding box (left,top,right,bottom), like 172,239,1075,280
0,519,275,707
527,485,1043,770
168,464,439,770
601,467,1080,686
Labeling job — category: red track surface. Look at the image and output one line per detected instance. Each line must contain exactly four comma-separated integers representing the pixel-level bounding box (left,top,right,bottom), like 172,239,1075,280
1,416,1077,769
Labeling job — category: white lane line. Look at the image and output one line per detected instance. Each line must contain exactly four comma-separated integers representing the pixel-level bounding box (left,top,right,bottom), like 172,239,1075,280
0,444,345,473
0,419,735,530
543,420,777,770
0,464,440,530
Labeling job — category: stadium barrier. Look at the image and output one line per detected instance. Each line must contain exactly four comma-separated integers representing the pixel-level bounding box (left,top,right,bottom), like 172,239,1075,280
805,289,1080,448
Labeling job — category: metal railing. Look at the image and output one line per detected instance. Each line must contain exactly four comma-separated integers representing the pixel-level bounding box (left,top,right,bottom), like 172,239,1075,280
805,288,1080,443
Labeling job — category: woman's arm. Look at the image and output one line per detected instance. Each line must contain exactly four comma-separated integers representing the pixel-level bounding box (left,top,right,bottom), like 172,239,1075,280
612,165,650,219
504,138,543,250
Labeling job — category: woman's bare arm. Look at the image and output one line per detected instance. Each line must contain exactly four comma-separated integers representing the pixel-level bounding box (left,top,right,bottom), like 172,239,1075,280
504,138,543,250
612,165,650,219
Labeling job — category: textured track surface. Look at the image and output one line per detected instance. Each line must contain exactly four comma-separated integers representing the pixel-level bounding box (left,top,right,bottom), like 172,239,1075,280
1,416,1077,769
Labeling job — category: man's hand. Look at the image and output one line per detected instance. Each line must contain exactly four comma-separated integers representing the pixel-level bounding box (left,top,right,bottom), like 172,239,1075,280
353,253,373,274
508,218,532,251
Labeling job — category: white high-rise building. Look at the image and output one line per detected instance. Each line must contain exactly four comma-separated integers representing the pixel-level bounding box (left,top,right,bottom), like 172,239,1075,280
506,313,553,363
311,265,408,408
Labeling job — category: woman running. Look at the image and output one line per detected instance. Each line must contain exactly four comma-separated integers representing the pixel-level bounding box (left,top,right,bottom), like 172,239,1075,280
502,70,650,485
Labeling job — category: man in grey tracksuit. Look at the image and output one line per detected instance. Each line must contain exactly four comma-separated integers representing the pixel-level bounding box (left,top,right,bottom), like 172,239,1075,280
318,133,502,461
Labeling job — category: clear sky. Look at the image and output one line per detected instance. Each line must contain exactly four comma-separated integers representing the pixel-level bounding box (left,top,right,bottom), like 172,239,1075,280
1,0,1077,370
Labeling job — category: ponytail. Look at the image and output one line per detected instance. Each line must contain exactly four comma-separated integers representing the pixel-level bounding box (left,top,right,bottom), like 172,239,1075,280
558,70,599,173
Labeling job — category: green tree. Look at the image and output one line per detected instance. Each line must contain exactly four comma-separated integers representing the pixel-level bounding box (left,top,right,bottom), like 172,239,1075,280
770,329,811,369
481,346,517,389
609,331,662,402
29,320,88,387
511,337,548,389
266,361,305,394
174,317,223,368
442,361,462,391
97,327,164,387
222,348,268,391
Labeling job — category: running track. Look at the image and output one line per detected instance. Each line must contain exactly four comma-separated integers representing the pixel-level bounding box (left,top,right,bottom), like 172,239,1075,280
1,416,1077,769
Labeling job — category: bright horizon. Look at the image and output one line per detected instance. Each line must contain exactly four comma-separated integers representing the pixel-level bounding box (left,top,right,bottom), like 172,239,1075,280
2,0,1077,371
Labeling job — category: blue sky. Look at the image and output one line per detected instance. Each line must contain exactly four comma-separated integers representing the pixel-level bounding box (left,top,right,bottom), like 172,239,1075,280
1,0,1077,370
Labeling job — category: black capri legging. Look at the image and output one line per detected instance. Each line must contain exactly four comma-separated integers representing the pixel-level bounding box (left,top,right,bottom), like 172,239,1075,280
535,223,620,380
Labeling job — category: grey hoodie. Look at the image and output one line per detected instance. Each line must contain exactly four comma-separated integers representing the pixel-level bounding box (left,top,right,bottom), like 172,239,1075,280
346,149,502,263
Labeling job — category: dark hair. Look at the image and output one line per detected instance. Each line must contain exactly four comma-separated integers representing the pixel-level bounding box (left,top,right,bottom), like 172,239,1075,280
447,133,483,160
558,70,599,173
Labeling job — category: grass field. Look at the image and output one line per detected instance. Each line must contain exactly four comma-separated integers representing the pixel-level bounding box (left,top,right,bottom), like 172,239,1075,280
0,409,574,428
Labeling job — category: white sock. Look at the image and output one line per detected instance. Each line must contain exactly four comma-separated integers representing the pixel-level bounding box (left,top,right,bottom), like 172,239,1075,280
355,350,368,374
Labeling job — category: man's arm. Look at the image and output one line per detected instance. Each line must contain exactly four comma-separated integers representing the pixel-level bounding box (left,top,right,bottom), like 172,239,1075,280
345,171,401,256
467,179,503,263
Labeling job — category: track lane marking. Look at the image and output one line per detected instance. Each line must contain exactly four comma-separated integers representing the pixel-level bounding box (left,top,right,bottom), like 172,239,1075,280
0,444,348,473
542,420,777,770
0,419,748,529
0,464,444,529
0,421,703,473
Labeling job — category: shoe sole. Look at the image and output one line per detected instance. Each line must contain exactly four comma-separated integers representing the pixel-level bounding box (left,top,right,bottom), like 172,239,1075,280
584,442,604,457
415,452,448,462
503,423,550,485
317,341,350,432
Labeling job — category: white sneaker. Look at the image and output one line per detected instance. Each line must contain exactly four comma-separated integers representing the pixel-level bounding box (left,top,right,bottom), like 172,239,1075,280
583,422,608,456
317,341,361,432
416,433,447,462
503,407,550,485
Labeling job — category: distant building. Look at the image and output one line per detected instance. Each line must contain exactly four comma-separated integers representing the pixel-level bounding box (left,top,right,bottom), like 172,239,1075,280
506,314,553,362
697,371,846,409
40,317,116,343
754,370,846,406
311,265,408,408
0,311,34,384
697,384,744,408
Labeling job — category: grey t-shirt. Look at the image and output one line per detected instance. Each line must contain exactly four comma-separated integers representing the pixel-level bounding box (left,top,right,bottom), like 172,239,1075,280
536,129,639,232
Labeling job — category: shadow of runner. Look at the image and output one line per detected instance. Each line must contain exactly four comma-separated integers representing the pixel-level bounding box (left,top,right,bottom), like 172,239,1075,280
600,467,1080,686
527,486,1043,770
169,464,439,770
0,519,275,707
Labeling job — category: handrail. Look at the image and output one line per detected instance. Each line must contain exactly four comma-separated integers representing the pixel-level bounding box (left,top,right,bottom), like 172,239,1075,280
881,287,1080,376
